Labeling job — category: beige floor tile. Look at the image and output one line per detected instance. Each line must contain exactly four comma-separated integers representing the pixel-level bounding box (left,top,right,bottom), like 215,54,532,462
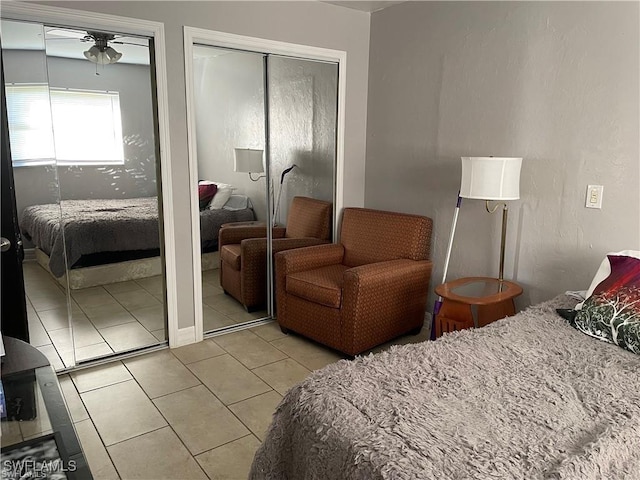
36,306,86,331
28,314,52,347
134,275,164,296
76,342,114,362
204,293,248,316
74,419,120,480
212,330,287,369
28,292,68,311
71,362,132,393
58,375,89,423
203,305,236,331
202,279,223,297
107,427,207,479
99,322,159,352
252,358,311,395
81,380,167,446
49,322,104,353
37,344,65,371
130,304,165,332
110,289,160,311
271,334,345,371
123,350,201,399
103,280,143,295
72,288,118,309
154,385,249,455
251,321,288,342
83,303,137,329
202,268,220,283
73,319,107,347
171,339,225,365
187,354,271,405
151,329,166,341
25,280,63,297
228,390,282,441
195,435,261,480
226,309,268,323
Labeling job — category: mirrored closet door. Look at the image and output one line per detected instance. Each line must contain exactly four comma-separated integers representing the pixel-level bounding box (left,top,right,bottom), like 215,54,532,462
189,40,338,336
192,46,270,329
1,19,169,370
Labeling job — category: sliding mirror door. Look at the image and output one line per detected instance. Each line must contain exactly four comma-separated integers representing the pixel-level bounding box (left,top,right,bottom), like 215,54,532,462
192,46,269,332
44,26,168,362
2,19,71,369
2,18,169,369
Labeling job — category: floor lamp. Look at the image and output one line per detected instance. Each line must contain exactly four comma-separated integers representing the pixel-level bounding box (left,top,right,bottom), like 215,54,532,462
431,156,522,340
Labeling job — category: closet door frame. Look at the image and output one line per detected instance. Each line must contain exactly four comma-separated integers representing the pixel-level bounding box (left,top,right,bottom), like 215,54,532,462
1,3,180,346
184,27,346,343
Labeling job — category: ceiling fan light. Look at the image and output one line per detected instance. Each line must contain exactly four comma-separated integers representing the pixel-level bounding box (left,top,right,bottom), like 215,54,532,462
105,46,122,64
83,45,100,63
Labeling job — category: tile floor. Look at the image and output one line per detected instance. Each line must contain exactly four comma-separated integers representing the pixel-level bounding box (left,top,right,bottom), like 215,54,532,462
23,261,266,370
51,322,430,479
19,259,431,478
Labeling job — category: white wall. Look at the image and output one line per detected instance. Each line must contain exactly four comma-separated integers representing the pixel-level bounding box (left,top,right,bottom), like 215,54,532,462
193,50,268,221
40,0,371,329
365,2,639,307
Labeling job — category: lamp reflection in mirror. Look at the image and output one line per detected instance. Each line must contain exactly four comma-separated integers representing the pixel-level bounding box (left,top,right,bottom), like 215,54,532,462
234,148,265,181
431,156,522,340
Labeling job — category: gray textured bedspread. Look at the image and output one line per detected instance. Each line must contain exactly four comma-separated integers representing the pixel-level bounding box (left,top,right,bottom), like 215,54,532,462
250,295,640,479
20,198,254,277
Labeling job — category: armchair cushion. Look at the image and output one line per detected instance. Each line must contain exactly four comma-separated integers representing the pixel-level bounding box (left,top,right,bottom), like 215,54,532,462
287,264,348,308
340,208,432,267
285,197,332,240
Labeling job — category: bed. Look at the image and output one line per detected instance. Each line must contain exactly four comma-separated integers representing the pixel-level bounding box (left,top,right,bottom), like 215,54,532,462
250,293,640,479
20,195,255,280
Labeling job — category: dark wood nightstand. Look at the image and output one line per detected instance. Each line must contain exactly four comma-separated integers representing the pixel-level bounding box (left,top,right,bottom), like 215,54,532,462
434,277,523,338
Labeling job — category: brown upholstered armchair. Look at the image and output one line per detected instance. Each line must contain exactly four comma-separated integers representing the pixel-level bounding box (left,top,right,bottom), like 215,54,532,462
219,196,332,311
275,208,433,356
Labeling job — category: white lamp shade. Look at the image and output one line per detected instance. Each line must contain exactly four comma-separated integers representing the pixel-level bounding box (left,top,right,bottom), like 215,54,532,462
460,157,522,200
234,148,264,173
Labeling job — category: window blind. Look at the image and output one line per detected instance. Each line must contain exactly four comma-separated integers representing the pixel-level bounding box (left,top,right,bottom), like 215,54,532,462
5,84,125,167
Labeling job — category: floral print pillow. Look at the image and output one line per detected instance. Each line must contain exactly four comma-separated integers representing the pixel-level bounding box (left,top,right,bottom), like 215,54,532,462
572,255,640,355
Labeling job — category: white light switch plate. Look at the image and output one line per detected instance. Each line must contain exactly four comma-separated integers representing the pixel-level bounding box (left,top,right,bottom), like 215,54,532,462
585,185,604,209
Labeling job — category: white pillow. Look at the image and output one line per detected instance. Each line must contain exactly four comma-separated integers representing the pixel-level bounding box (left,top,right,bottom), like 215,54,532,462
575,250,640,309
208,182,236,210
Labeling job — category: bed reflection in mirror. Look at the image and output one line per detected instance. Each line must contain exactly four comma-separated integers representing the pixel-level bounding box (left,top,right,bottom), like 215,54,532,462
2,20,169,369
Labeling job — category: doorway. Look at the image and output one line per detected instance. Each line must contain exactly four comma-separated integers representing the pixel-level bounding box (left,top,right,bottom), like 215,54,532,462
185,29,345,341
0,13,175,370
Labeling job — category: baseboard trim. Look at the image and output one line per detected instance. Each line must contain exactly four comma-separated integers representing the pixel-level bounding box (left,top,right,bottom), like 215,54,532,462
173,326,196,348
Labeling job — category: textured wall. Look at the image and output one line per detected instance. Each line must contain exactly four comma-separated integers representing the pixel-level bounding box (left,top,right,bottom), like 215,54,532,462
365,2,640,307
193,50,268,221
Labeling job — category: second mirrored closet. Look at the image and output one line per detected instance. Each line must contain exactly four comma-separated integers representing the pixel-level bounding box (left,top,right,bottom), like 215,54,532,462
189,43,339,334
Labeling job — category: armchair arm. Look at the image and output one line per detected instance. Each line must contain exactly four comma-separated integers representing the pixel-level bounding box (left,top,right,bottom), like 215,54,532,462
271,237,329,254
238,238,332,305
274,243,345,277
341,259,433,355
219,224,286,246
274,243,344,327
